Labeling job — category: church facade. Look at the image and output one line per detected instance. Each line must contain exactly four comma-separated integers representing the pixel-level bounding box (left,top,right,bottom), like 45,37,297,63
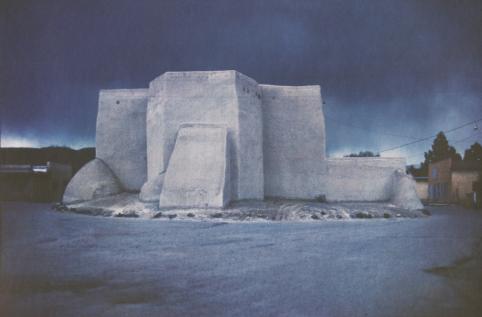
63,70,421,210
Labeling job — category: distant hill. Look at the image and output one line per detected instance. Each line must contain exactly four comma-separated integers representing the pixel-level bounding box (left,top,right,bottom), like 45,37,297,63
0,146,95,174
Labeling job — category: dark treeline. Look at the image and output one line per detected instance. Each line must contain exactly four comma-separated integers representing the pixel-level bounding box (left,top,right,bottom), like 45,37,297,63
0,146,95,174
407,132,482,177
344,151,380,158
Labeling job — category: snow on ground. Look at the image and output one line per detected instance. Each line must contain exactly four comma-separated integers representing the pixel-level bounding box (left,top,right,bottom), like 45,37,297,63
59,193,427,221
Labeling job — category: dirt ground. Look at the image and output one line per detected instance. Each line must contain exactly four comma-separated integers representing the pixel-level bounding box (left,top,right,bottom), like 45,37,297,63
1,202,481,317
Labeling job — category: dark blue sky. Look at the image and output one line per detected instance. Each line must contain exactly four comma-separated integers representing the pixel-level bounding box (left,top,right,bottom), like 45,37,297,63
1,0,481,164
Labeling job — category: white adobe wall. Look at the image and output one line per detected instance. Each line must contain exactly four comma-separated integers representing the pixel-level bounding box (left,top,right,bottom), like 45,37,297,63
234,72,264,199
63,158,122,203
260,84,326,198
320,158,406,201
96,89,148,191
65,70,416,208
146,70,263,201
391,169,424,210
260,83,405,202
159,124,230,208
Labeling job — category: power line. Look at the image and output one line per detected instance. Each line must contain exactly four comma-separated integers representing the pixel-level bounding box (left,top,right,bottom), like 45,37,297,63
451,130,481,145
322,102,422,139
379,118,482,153
324,113,420,140
402,131,481,164
323,102,481,157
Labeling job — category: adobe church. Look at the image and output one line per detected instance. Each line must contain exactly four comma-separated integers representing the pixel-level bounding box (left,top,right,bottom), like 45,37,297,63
63,70,422,210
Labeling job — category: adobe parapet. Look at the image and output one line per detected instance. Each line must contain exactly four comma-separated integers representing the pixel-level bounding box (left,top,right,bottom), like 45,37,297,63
99,88,149,98
259,84,321,94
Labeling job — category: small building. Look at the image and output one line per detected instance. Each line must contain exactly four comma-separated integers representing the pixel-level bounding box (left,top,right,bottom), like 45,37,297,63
0,162,72,202
428,158,482,207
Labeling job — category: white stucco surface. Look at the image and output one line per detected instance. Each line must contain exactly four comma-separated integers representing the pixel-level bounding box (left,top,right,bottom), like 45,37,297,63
261,156,406,201
260,84,326,198
234,72,264,199
391,169,424,210
63,70,422,210
159,124,230,208
320,158,406,202
62,159,122,204
96,89,148,191
145,71,263,200
139,173,164,202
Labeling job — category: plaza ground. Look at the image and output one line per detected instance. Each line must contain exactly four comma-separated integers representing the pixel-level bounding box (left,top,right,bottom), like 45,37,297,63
1,202,481,316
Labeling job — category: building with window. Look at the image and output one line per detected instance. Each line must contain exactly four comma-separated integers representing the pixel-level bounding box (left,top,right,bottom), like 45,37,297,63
428,158,482,207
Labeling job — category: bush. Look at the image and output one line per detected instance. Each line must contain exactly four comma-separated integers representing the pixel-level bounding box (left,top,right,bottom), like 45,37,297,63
315,194,327,203
353,212,372,219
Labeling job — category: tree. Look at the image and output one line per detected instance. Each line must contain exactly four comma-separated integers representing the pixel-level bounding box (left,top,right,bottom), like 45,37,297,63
344,151,380,157
463,142,482,162
406,165,425,177
418,132,461,175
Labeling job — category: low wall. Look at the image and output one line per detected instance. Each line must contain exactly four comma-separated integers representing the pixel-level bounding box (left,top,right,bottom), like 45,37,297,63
264,157,405,201
319,158,406,202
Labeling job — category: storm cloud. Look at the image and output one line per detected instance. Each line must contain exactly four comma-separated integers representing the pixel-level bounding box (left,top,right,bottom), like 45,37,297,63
1,0,481,164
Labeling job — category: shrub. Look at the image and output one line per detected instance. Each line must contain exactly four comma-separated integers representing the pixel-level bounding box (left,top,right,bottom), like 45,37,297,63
315,194,327,203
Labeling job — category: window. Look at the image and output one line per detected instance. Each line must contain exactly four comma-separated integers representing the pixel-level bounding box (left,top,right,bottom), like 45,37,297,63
431,167,438,179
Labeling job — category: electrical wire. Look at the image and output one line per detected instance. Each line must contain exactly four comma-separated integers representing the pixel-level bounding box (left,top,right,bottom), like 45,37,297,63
379,118,482,153
324,113,419,140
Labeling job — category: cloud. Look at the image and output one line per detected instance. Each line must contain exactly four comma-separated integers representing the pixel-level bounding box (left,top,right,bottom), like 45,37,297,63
2,0,481,157
1,134,93,149
1,136,39,148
